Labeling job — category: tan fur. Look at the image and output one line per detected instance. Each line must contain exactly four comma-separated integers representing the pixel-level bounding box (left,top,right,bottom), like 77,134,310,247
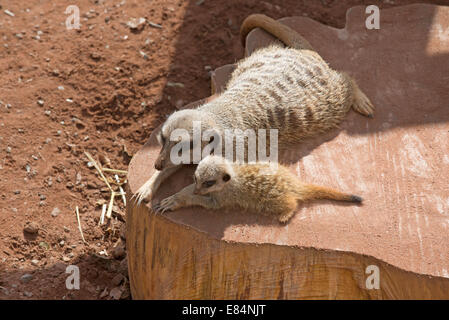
154,156,362,223
240,14,314,50
135,14,374,204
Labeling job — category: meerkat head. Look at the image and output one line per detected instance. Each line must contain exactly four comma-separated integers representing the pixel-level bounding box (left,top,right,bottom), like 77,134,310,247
155,109,222,170
193,155,234,195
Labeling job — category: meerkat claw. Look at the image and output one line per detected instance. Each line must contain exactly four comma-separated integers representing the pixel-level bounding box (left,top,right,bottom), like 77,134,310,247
156,195,179,213
134,171,166,207
152,203,160,213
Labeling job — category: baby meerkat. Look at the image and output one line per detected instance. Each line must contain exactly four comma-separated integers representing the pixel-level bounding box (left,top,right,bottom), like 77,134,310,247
154,156,362,223
135,14,374,204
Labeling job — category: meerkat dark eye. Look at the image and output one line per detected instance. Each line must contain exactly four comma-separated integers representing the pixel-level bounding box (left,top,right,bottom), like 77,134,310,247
203,180,216,188
222,174,231,182
209,136,214,143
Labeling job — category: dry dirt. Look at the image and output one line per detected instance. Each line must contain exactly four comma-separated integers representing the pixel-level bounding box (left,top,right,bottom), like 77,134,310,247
0,0,446,300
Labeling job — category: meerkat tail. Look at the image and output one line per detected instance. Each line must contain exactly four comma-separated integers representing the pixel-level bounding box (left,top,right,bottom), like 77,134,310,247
240,14,314,51
296,184,363,203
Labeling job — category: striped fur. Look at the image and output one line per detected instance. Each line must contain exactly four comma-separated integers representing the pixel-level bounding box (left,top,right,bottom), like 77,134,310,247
136,14,374,204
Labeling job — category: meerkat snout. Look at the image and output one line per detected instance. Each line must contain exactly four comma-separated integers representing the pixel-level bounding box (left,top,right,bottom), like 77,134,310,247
193,156,233,195
154,157,165,170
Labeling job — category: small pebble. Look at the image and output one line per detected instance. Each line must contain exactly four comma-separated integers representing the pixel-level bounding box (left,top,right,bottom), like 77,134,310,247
75,172,82,185
90,52,101,60
126,17,146,30
51,207,60,217
111,274,124,286
20,274,33,283
175,99,184,109
23,222,39,234
112,246,126,260
30,259,39,266
109,287,122,300
37,99,44,106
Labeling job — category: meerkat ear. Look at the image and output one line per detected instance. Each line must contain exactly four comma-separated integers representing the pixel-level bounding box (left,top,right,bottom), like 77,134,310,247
222,173,231,182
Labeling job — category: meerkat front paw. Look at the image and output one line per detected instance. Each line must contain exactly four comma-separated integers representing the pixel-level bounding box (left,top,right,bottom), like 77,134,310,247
153,195,181,214
352,87,375,118
134,179,154,206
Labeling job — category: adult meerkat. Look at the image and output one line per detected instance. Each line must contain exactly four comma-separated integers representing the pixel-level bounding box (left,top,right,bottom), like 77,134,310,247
154,156,362,223
135,14,374,204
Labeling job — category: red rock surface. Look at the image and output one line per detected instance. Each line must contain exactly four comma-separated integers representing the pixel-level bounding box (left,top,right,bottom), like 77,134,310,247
128,4,449,298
